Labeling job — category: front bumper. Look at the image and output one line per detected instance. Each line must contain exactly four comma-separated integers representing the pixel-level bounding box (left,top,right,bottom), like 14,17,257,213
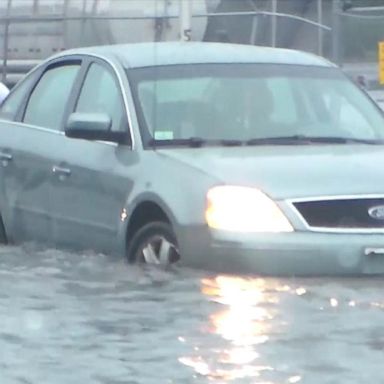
179,227,384,276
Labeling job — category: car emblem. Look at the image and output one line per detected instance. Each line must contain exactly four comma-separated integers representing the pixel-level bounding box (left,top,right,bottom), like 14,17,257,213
368,205,384,220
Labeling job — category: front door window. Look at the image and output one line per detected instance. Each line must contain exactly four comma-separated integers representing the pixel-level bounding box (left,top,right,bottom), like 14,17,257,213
23,64,80,130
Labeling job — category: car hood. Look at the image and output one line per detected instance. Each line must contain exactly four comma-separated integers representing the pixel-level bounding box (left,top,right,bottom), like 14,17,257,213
159,145,384,200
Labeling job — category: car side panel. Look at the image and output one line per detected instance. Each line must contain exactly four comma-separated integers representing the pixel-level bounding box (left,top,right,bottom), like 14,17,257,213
49,137,136,255
0,121,55,243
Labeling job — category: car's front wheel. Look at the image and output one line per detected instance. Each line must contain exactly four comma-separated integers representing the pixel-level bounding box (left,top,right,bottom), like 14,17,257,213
127,222,180,265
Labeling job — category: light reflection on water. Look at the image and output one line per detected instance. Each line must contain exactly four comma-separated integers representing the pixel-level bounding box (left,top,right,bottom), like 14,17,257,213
179,276,295,383
1,245,384,383
178,274,384,383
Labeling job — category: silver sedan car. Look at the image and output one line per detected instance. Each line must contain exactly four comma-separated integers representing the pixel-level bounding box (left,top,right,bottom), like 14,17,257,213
1,42,384,276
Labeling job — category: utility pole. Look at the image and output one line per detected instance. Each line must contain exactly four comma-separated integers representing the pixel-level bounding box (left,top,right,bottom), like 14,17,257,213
332,0,342,65
180,0,192,41
271,0,277,47
317,0,323,56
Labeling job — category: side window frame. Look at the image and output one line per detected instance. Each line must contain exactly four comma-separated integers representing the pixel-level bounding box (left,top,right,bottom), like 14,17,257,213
69,57,132,146
0,66,43,122
20,56,86,131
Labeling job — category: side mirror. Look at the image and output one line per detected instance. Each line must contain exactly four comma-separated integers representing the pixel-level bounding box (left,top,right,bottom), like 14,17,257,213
65,112,129,144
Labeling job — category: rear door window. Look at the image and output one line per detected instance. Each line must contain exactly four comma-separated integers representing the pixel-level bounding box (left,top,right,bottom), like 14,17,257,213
0,74,37,120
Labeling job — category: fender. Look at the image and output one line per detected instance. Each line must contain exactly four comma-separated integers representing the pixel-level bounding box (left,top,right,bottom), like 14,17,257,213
116,191,179,257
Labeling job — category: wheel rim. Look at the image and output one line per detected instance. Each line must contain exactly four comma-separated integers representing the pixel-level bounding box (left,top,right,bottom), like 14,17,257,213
137,235,180,265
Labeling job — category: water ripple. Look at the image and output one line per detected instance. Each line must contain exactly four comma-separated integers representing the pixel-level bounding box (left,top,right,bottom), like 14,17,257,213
0,245,383,383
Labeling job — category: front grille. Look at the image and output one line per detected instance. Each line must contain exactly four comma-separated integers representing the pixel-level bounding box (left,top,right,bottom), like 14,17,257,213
293,198,384,229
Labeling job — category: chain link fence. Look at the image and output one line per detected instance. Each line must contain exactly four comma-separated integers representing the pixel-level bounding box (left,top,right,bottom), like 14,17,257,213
1,0,384,86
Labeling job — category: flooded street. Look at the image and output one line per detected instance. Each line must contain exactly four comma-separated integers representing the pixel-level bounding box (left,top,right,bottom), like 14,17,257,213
0,245,383,384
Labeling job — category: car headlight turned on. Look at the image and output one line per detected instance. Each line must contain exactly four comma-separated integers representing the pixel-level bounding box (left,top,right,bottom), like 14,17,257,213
205,186,294,233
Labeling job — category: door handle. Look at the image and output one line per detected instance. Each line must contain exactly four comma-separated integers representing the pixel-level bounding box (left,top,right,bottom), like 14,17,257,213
52,165,71,176
0,152,13,166
365,248,384,256
0,152,13,161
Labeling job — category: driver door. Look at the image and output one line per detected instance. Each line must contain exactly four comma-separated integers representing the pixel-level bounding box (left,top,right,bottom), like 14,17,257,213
50,60,135,254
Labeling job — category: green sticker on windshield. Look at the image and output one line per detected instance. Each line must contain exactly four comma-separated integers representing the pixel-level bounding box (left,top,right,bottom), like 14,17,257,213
154,131,174,140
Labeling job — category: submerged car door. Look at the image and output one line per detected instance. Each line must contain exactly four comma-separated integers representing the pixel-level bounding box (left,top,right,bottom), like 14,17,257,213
50,59,135,254
0,60,82,243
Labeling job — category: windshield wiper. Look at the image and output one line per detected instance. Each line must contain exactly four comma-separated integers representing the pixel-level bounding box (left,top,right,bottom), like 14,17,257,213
148,137,207,148
149,135,382,148
218,139,244,146
246,135,383,145
148,138,244,148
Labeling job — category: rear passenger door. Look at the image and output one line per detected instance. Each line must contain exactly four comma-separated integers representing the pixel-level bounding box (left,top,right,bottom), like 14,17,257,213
50,59,135,254
0,60,82,243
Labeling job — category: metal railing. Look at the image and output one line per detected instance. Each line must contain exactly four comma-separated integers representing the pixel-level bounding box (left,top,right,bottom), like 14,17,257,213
0,8,332,85
200,10,331,47
2,0,384,86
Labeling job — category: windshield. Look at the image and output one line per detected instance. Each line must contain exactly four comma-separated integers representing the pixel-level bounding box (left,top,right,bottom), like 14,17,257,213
129,64,384,147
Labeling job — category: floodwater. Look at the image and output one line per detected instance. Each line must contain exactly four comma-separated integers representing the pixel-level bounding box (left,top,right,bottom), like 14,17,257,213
0,244,383,384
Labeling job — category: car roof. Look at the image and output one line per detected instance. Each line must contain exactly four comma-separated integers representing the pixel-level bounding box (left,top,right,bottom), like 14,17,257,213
57,42,334,69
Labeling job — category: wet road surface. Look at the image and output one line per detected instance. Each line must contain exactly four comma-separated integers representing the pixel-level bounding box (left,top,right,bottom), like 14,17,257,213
0,244,383,384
